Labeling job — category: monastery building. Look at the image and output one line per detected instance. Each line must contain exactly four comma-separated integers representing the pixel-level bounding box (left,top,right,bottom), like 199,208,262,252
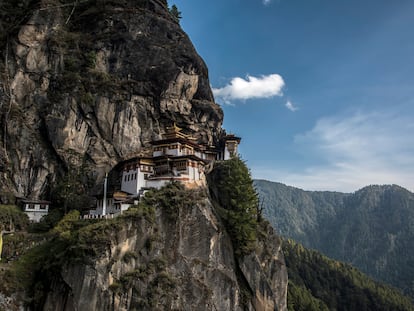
89,125,240,217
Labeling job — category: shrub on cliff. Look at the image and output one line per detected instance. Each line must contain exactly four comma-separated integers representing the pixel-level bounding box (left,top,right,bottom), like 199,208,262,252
0,205,29,231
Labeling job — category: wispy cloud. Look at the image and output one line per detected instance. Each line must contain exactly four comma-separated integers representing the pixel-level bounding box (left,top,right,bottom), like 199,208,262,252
262,0,272,5
285,100,298,112
212,74,284,104
253,110,414,192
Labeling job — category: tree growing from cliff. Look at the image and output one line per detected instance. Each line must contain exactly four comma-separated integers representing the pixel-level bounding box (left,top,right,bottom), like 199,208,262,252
169,4,181,23
208,157,259,256
51,163,94,215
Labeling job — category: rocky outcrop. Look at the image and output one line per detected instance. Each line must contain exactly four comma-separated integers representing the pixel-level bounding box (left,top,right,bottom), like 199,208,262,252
41,189,287,311
239,223,287,311
0,0,223,199
0,292,24,311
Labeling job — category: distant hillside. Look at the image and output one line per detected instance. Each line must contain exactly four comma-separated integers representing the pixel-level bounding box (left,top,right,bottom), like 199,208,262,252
284,239,414,311
255,180,414,298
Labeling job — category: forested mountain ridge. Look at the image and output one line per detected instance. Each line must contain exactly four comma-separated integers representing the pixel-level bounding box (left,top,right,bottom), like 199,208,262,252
284,239,414,311
255,180,414,298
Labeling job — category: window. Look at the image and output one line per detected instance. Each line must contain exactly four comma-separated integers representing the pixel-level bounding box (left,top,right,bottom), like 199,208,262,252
176,160,187,171
134,173,137,180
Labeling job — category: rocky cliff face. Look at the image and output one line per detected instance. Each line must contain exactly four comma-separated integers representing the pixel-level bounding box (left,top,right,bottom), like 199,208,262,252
38,186,287,311
0,0,223,199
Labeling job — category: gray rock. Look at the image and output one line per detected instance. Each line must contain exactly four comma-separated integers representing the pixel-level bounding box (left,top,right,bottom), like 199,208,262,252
42,198,287,311
0,0,223,199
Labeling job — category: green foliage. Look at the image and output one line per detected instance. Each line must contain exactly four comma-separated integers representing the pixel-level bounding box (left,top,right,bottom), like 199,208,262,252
284,239,414,311
28,209,64,233
51,163,94,214
84,50,97,69
208,157,258,256
122,251,138,263
140,182,205,221
169,4,182,23
52,210,80,239
256,180,414,299
0,200,159,307
288,281,329,311
45,19,115,103
0,205,29,231
1,232,48,263
0,191,15,205
0,183,204,307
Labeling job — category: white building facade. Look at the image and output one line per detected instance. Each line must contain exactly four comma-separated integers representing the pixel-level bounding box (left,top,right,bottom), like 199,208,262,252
21,200,50,222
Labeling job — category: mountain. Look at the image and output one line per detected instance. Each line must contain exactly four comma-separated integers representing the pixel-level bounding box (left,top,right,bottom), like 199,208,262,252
0,0,223,200
255,179,414,298
284,239,414,311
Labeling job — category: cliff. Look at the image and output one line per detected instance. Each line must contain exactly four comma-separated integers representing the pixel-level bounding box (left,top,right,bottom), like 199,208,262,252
0,1,289,310
1,184,287,311
0,0,223,200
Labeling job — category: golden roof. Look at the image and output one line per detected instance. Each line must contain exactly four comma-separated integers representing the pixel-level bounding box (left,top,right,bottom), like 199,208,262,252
164,123,190,139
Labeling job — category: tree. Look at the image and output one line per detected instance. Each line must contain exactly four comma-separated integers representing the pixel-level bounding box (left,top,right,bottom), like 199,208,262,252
50,164,94,215
208,157,259,256
169,4,181,23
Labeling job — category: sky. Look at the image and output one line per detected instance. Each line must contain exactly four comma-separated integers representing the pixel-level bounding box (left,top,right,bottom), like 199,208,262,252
171,0,414,193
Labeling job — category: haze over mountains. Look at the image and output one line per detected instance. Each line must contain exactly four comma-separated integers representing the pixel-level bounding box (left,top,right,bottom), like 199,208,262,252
255,179,414,298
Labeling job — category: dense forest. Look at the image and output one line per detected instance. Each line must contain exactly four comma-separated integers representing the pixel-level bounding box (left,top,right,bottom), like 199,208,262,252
284,239,414,311
255,180,414,298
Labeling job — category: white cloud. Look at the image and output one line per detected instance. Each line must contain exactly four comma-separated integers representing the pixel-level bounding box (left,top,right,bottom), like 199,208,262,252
285,100,298,112
212,74,284,104
263,0,272,5
253,110,414,192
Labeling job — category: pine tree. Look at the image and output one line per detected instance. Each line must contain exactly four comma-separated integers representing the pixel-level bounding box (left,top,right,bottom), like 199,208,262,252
209,157,258,256
169,4,182,23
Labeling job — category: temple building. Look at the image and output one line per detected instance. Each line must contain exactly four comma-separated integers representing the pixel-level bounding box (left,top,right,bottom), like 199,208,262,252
88,125,241,217
18,199,50,222
217,134,242,160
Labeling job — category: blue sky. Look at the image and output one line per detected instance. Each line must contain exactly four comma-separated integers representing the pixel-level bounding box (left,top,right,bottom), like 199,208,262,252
171,0,414,192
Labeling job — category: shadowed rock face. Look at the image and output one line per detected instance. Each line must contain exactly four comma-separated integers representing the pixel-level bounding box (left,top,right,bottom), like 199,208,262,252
0,0,223,199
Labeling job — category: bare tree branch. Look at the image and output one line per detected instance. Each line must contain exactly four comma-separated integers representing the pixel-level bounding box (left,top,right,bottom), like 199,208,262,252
65,0,79,25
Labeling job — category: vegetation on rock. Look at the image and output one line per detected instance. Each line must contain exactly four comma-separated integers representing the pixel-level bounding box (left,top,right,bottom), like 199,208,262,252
169,4,182,23
50,163,94,215
0,183,205,309
208,157,259,256
0,205,29,232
